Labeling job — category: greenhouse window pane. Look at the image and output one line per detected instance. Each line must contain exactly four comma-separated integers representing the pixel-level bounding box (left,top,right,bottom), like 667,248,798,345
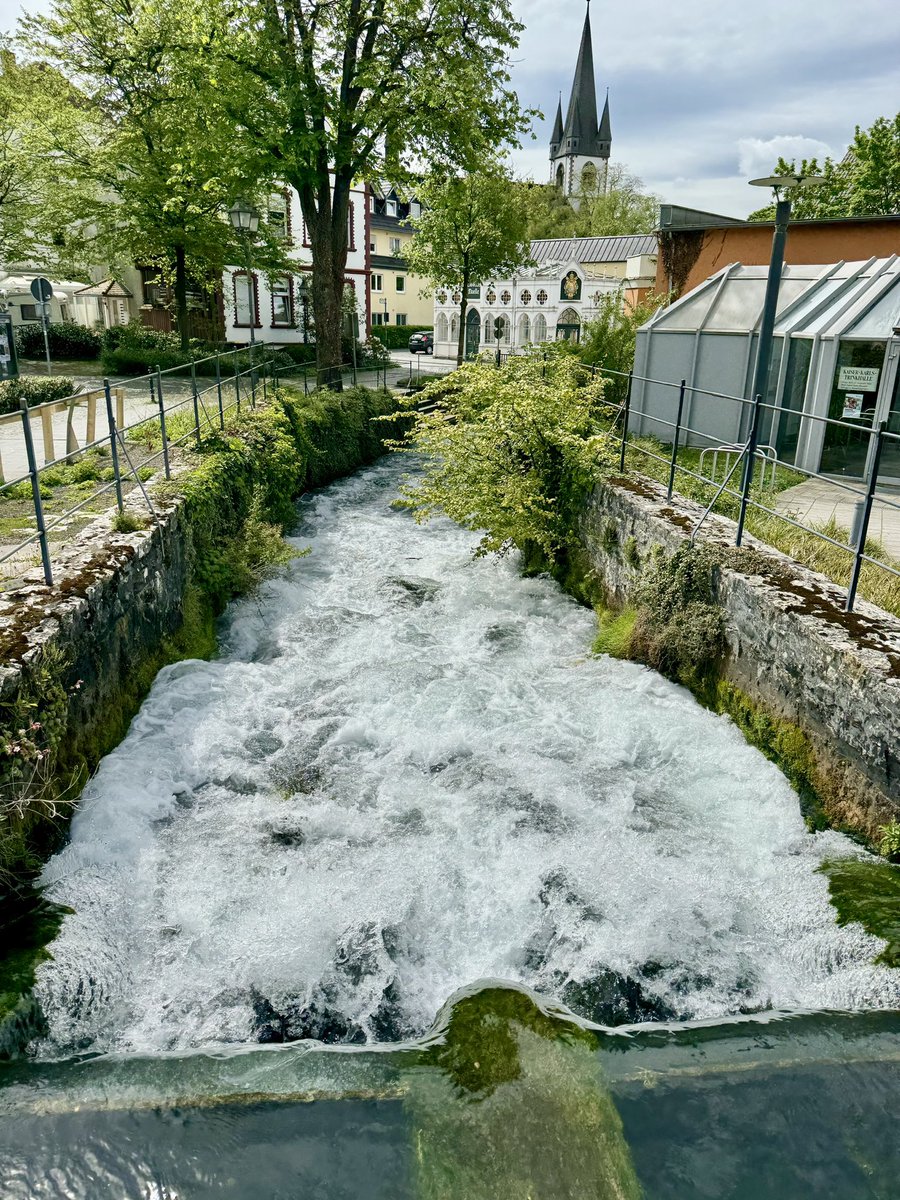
843,278,900,340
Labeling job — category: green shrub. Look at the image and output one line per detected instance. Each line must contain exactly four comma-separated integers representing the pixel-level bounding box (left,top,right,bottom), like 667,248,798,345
15,321,102,361
111,510,148,534
0,377,77,415
371,324,432,350
623,536,641,569
101,321,183,353
879,820,900,863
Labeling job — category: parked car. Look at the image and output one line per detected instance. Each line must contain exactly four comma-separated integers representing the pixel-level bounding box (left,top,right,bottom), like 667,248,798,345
408,331,434,355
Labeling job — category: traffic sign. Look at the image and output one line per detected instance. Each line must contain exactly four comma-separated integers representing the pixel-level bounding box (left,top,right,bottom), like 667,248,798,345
30,277,53,303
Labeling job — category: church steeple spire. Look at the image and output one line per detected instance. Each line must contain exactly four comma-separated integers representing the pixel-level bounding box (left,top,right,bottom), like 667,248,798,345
561,2,601,157
550,94,564,157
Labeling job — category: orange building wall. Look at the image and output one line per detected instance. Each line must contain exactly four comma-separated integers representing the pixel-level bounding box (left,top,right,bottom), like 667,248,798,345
655,219,900,297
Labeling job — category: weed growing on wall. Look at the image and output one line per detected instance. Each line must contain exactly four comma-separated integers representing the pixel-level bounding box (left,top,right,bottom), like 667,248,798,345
394,352,616,562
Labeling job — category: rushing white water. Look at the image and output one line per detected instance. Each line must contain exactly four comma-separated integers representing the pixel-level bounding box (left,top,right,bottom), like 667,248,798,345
33,458,899,1058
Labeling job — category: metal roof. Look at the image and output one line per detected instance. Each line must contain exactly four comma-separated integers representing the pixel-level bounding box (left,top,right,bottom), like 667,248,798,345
530,234,656,264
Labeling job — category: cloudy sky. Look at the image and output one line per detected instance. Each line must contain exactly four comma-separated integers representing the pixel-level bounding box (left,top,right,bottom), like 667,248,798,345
3,0,899,218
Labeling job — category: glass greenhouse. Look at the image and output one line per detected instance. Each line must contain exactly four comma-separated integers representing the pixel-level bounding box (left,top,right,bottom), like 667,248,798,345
631,256,900,480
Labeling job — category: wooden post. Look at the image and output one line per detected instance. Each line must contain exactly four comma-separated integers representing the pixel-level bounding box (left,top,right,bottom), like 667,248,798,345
40,405,55,463
86,391,97,444
116,388,125,430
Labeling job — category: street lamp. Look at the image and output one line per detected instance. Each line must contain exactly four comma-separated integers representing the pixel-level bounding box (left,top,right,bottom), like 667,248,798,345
734,172,825,544
228,199,260,347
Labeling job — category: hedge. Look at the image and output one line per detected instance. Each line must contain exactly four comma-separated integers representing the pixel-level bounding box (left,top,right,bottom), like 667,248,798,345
371,324,432,350
0,377,77,415
15,322,102,361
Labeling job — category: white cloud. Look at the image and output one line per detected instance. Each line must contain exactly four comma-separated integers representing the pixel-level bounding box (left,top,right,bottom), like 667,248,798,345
737,136,835,180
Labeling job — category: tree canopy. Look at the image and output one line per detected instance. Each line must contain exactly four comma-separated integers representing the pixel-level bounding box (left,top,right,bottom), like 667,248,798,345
748,112,900,221
521,165,659,242
404,168,531,365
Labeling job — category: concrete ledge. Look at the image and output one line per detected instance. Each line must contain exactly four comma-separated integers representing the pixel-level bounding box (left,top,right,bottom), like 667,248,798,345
581,475,900,839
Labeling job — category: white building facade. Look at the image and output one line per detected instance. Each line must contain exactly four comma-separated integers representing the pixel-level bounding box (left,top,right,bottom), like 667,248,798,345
224,181,370,346
432,260,624,359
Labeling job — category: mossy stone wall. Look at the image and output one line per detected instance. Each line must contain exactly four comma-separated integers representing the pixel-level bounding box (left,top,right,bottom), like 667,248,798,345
579,474,900,844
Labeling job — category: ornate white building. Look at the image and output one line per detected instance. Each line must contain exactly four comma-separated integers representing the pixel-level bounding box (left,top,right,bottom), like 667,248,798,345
549,3,611,204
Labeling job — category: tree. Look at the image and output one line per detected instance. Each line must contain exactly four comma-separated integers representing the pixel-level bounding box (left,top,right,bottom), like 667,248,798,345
396,351,616,563
749,112,900,221
404,169,531,366
0,44,95,273
20,1,284,349
521,164,658,242
204,0,534,383
578,290,669,404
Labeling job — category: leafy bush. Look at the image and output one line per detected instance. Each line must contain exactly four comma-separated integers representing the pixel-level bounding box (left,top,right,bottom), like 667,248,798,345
371,324,432,350
15,321,102,361
0,376,77,415
100,343,295,379
394,349,615,561
579,292,668,404
101,321,183,353
879,820,900,862
629,543,726,689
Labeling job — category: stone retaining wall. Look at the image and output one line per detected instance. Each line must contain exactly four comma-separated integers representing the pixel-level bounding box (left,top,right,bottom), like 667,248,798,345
579,475,900,839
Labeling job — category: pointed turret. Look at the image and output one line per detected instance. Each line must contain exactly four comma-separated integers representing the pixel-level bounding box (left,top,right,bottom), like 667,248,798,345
550,97,564,157
598,89,611,159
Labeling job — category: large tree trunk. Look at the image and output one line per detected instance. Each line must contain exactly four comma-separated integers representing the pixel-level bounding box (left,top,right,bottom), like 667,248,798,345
174,244,189,353
297,171,351,391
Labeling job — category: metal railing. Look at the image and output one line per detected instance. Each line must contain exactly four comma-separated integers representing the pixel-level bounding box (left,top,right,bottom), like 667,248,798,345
585,363,900,614
0,350,282,589
0,348,415,591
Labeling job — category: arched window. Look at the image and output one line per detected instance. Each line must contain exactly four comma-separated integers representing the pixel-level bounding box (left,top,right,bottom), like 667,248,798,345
484,314,493,343
499,314,510,344
436,312,448,341
450,314,459,341
555,163,564,189
556,308,581,343
533,313,547,342
581,162,597,192
518,313,531,344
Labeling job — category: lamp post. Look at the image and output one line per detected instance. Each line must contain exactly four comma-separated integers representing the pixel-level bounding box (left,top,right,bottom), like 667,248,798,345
734,172,825,544
228,199,260,347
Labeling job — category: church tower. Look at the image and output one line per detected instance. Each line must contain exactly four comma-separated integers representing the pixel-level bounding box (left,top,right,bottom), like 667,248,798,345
549,2,611,204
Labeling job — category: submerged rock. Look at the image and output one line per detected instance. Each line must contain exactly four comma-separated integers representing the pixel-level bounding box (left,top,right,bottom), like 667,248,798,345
381,575,441,606
562,969,674,1027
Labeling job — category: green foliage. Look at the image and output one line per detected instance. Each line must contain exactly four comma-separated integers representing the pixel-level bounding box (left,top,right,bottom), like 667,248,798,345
879,820,900,863
579,291,669,404
623,536,640,569
101,322,182,353
593,608,637,659
599,519,618,555
0,376,76,415
396,351,615,561
820,858,900,967
111,510,147,534
748,112,900,220
404,168,532,364
14,322,101,361
629,543,726,690
371,324,433,350
520,164,659,241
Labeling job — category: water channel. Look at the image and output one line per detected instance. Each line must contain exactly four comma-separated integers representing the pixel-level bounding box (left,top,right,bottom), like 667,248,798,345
1,456,898,1197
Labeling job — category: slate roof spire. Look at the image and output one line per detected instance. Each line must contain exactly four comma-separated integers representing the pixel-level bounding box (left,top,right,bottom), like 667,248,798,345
550,95,564,156
552,1,610,161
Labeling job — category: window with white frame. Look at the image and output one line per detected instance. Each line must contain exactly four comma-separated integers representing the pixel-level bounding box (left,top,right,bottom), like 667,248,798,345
271,276,293,326
386,197,397,217
436,312,448,341
395,313,407,325
372,311,389,326
21,303,39,321
234,272,258,327
371,274,383,292
389,236,402,256
395,276,405,292
410,201,421,219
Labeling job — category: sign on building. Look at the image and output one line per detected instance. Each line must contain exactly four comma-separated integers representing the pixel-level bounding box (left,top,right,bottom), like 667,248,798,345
838,366,880,391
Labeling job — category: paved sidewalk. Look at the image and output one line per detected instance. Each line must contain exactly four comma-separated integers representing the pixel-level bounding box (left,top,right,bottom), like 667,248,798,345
775,477,900,559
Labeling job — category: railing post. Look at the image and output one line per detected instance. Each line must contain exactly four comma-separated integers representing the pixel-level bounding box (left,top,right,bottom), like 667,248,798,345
155,367,171,480
666,379,687,501
262,359,268,405
190,362,201,442
103,378,124,513
234,348,241,413
619,371,632,473
735,392,763,547
20,399,53,586
846,421,885,613
215,351,224,429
